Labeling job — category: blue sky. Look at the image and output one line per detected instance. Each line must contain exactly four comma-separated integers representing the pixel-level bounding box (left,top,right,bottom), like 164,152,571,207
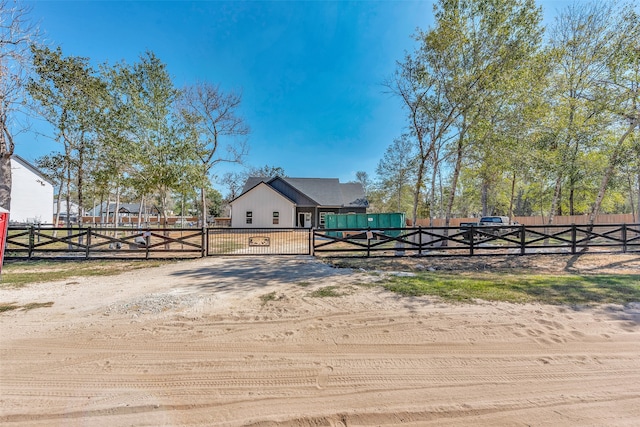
16,0,571,193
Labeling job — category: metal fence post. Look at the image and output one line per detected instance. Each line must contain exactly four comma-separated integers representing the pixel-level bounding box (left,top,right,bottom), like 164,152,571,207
309,227,313,256
418,226,423,254
469,225,474,256
622,223,627,253
571,224,577,254
520,224,526,255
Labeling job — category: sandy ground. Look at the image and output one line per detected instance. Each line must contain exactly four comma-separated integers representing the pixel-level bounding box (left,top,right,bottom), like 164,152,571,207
1,254,640,426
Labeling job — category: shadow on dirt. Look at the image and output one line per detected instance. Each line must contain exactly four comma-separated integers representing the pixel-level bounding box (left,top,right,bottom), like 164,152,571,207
169,256,355,292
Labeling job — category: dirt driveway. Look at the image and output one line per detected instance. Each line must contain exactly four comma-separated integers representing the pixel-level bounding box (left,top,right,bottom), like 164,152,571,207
1,254,640,426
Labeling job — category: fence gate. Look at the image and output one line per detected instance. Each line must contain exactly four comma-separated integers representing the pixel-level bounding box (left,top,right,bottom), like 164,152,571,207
207,228,312,256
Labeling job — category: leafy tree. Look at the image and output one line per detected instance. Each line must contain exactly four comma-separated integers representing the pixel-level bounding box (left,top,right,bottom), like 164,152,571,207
35,152,65,226
193,186,223,218
375,135,416,213
388,0,544,226
586,5,639,224
543,2,620,223
386,53,452,225
109,51,195,223
433,0,543,225
28,46,105,225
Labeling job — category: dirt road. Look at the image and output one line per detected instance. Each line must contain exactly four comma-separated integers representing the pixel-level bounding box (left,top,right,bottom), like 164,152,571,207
1,255,640,426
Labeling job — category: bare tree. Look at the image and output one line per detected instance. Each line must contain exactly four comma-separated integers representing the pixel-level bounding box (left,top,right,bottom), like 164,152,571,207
178,82,249,224
0,0,37,211
354,170,371,197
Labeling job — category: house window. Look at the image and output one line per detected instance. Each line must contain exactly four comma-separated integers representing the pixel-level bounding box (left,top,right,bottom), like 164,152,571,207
319,211,334,227
272,211,279,225
246,211,252,224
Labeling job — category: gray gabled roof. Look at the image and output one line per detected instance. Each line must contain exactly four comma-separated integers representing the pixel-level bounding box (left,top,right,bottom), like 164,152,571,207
339,182,369,208
239,176,368,208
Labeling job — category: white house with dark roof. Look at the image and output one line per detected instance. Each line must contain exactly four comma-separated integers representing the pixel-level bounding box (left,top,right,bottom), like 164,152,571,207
230,177,368,228
9,155,54,224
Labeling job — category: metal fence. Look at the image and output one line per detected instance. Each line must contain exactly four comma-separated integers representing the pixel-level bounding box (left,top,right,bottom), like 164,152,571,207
4,223,639,260
313,223,640,257
206,228,311,256
5,226,205,259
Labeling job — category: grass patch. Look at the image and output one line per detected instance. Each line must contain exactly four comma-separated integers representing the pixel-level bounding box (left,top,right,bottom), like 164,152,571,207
0,302,20,313
383,272,640,305
1,260,170,288
353,281,379,289
310,286,344,298
21,301,55,311
297,281,311,287
211,240,244,254
260,291,278,305
0,301,54,312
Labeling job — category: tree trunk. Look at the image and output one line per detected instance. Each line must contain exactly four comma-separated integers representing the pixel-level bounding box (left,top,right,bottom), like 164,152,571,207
104,195,111,226
64,158,73,248
77,141,84,218
438,167,444,219
481,180,489,216
0,154,11,212
508,171,516,219
628,172,636,223
637,168,640,223
137,195,144,228
588,120,637,225
444,133,465,229
429,162,438,227
200,187,207,227
53,182,64,237
547,173,562,225
99,194,104,225
569,187,575,216
0,125,15,212
411,159,426,227
114,186,121,238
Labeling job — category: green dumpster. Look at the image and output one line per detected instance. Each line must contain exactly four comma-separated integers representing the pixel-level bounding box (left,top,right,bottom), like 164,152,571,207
324,213,405,237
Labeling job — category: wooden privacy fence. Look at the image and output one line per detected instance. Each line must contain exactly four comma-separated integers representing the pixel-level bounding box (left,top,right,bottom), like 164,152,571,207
4,223,640,259
313,223,640,257
413,214,637,227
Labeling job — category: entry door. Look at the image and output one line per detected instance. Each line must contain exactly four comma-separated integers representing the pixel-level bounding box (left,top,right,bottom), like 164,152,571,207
298,212,312,228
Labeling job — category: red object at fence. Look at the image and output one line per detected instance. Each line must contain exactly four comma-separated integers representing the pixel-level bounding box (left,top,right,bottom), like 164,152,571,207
0,208,8,274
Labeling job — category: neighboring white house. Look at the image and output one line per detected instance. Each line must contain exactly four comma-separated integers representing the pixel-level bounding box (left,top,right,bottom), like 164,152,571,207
9,155,54,224
230,177,368,228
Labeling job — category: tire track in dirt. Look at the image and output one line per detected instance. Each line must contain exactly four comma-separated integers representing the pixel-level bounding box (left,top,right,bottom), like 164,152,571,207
2,255,640,426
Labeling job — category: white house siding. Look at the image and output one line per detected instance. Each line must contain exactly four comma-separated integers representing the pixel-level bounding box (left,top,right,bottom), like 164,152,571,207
10,157,54,224
231,183,295,228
